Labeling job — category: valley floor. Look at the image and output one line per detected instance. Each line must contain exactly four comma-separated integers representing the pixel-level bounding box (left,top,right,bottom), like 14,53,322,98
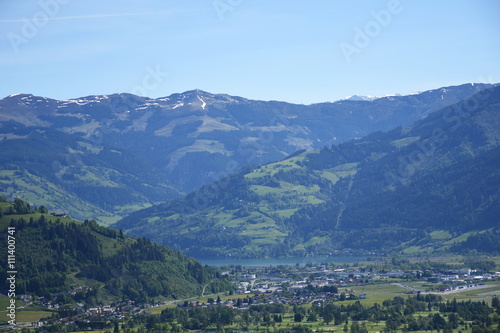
3,256,500,332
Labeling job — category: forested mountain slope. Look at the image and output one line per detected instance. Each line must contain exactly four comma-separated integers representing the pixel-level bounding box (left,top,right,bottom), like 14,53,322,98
114,86,500,259
0,198,230,304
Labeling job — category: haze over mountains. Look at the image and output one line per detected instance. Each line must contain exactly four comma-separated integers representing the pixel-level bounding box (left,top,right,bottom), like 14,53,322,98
0,83,495,224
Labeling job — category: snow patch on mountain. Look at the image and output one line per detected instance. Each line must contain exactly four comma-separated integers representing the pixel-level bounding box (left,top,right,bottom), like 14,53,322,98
197,95,207,110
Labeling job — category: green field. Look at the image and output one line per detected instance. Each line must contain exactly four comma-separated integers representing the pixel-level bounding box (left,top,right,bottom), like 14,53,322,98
0,169,113,224
429,230,452,239
244,157,306,179
0,211,76,230
16,310,53,322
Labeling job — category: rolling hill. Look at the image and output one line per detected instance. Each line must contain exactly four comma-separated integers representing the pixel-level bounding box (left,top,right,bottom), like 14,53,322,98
0,198,230,304
113,86,500,259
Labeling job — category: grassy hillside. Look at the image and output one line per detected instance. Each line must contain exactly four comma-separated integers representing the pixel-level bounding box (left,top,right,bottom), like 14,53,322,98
114,87,500,259
0,198,231,304
0,122,181,224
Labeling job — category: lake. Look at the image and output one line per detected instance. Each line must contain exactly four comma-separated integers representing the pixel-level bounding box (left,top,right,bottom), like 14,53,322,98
197,256,367,267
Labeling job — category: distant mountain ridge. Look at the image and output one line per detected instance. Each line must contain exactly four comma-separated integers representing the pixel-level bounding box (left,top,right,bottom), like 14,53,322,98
0,83,496,223
340,95,382,102
113,86,500,259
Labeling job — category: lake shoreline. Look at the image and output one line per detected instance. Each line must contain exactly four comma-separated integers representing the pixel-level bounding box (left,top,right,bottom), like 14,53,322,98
197,255,368,267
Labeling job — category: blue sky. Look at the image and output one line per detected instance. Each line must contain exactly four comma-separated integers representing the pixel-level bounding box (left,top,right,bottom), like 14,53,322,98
1,0,499,104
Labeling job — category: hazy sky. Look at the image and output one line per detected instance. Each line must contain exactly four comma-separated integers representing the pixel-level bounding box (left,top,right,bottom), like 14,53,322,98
1,0,499,104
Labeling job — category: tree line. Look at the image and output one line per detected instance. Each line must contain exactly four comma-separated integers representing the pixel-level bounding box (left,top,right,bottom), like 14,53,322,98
37,294,500,332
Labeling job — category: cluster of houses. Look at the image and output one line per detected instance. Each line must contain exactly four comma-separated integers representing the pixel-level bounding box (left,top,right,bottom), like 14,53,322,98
217,266,385,306
13,288,159,330
233,266,393,295
32,301,157,329
225,264,500,304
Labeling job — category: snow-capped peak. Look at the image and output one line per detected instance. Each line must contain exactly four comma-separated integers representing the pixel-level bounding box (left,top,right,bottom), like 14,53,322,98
341,95,379,102
7,93,24,98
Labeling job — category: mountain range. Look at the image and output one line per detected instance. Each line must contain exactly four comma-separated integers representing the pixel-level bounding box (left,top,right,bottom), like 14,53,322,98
0,83,494,224
112,85,500,259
